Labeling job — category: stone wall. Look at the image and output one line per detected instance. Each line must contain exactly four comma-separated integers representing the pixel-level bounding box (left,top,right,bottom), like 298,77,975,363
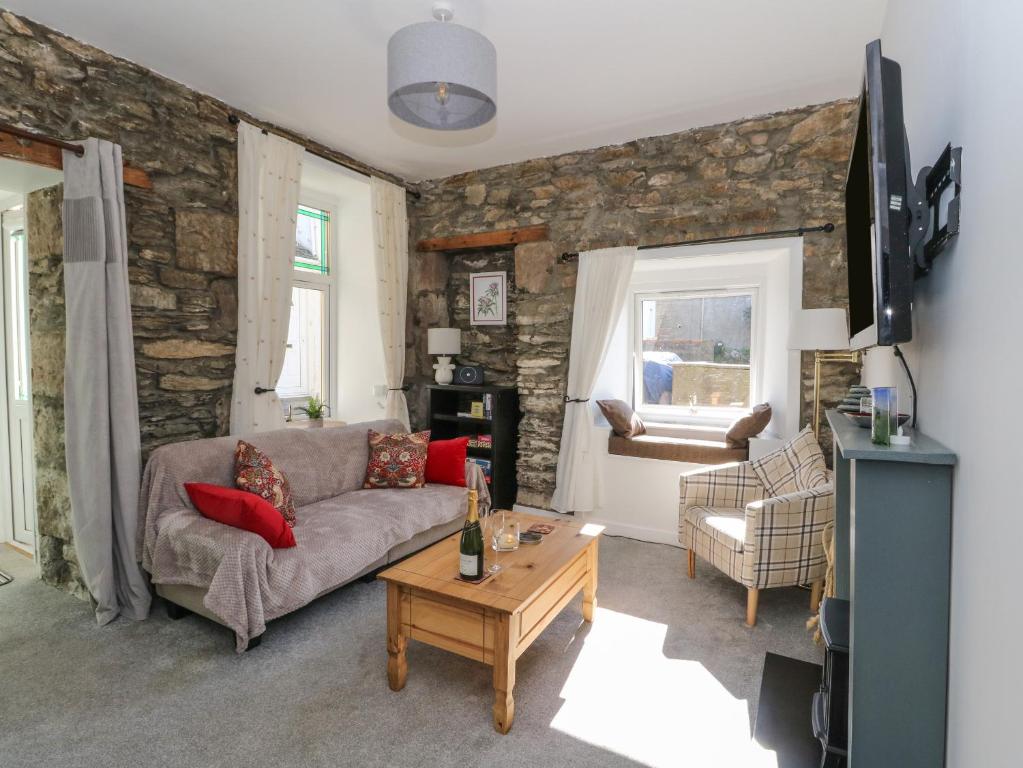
671,362,751,408
26,184,87,598
408,99,861,508
1,10,401,595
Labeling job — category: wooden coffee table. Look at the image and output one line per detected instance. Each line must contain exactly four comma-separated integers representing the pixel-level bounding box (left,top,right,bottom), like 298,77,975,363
377,511,601,733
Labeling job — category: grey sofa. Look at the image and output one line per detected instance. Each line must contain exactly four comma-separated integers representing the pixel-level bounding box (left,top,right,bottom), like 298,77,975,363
138,419,488,651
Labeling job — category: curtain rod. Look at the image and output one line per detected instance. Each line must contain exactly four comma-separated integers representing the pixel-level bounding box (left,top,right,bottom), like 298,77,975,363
0,121,85,157
227,115,420,199
559,223,835,261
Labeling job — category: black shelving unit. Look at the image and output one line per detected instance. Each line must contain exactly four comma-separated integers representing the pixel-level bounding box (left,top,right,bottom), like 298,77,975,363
427,384,519,509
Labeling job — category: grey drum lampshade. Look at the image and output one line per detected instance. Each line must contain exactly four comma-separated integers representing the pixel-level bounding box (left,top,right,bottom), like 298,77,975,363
387,21,496,130
428,327,462,355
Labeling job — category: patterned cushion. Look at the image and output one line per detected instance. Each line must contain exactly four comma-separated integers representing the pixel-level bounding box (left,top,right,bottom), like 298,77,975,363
750,426,827,497
234,440,297,527
363,430,430,489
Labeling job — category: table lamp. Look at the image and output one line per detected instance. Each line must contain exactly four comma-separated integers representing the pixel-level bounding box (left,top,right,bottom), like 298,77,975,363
428,327,461,385
788,308,860,440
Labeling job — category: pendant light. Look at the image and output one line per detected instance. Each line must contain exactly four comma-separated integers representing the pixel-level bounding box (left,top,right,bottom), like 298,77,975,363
387,3,497,131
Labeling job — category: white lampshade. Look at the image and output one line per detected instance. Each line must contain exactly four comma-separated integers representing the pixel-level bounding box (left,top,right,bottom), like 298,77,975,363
428,327,461,355
788,309,850,351
862,345,898,388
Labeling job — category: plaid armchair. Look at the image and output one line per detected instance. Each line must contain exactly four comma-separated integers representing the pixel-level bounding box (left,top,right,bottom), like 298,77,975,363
678,427,834,626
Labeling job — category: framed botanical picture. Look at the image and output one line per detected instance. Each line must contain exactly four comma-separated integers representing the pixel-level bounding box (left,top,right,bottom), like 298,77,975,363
470,271,507,326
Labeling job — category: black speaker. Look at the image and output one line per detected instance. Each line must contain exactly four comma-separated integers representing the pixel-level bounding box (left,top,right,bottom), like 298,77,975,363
455,365,484,385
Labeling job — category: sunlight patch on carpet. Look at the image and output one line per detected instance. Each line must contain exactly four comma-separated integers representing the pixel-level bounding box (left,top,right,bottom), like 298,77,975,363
550,607,778,768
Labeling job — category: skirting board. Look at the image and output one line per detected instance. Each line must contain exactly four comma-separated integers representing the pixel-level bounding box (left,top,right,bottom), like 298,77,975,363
513,505,682,548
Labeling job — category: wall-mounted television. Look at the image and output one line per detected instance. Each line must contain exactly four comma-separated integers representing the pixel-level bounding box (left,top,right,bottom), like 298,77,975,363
845,39,915,349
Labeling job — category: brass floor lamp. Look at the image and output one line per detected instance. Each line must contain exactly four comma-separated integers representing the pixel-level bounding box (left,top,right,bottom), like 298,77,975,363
789,309,861,441
810,350,861,439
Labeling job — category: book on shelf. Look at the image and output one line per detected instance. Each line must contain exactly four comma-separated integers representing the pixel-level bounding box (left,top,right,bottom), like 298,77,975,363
470,401,485,419
468,434,493,449
468,457,492,482
482,393,494,419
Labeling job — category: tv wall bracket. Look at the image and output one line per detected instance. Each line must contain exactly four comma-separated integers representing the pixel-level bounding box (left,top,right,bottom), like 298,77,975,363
907,143,962,277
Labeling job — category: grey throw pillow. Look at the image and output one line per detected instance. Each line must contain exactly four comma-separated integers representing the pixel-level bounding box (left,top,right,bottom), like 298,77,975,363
725,403,772,448
596,399,646,438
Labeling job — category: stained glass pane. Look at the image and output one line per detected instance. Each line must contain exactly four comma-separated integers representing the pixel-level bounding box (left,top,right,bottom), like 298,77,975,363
295,205,329,274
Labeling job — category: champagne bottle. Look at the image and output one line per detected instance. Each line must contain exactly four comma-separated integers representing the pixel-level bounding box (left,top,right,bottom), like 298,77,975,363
459,489,484,580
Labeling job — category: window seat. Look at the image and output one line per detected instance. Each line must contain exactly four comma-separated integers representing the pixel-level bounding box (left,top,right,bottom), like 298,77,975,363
607,433,747,464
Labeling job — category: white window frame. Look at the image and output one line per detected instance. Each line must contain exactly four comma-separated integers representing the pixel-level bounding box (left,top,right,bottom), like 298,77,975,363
629,281,766,429
279,191,339,416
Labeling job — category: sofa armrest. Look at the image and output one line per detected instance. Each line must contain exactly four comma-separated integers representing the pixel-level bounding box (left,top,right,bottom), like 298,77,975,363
679,461,763,510
741,485,834,588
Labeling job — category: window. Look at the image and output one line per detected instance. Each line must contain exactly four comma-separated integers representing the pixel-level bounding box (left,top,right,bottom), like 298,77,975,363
633,288,756,421
279,201,335,413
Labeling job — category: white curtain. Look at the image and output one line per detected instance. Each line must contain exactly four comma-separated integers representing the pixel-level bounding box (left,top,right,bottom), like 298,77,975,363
551,246,637,513
370,177,410,429
62,138,150,623
230,122,304,434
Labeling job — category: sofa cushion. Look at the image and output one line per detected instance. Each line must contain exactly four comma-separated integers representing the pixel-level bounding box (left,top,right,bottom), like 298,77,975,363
684,505,746,553
234,440,296,526
185,483,296,548
597,399,646,438
725,403,772,448
364,429,430,489
426,437,469,486
750,426,828,496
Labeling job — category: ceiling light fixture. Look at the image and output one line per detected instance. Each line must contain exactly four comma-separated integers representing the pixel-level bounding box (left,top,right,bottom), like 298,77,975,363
387,2,497,131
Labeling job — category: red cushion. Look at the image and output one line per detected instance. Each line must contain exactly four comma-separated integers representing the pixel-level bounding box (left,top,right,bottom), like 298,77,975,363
184,483,297,548
426,437,469,487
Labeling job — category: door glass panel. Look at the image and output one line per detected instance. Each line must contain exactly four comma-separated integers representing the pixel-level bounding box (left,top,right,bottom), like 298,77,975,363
8,228,28,401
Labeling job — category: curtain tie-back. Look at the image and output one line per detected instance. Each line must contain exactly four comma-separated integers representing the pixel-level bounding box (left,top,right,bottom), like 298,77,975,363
564,396,590,403
388,386,410,392
253,386,276,395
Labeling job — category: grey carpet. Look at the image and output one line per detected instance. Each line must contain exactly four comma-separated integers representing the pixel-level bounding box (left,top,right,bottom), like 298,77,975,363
0,537,820,768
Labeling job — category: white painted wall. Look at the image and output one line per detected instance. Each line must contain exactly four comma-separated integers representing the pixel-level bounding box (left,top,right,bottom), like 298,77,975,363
881,3,1022,764
585,239,803,544
300,156,388,424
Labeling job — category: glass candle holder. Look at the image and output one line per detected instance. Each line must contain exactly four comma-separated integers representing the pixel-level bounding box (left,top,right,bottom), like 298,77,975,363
871,386,898,446
493,519,520,552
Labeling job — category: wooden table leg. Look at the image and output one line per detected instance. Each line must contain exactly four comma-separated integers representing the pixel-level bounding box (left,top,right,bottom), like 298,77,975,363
492,612,516,734
387,582,407,691
582,541,598,622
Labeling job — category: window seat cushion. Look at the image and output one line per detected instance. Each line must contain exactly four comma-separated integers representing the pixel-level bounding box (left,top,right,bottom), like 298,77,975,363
607,433,748,464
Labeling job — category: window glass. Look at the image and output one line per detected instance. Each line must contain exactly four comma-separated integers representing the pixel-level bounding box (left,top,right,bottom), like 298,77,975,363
277,285,325,401
638,292,752,410
295,205,329,274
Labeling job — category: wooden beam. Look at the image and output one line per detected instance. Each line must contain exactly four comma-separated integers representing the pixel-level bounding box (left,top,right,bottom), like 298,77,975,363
0,131,153,190
417,225,548,253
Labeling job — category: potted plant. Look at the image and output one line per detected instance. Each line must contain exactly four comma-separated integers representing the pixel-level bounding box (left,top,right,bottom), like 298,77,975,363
295,396,328,427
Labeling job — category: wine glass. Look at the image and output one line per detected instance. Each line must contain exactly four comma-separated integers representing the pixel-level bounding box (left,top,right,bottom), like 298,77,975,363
484,507,503,574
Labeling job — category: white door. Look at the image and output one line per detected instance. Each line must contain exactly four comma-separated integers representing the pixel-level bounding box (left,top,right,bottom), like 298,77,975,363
1,207,36,550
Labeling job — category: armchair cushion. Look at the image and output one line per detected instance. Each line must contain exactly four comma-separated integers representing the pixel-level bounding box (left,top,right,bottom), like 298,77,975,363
684,506,745,553
749,426,828,497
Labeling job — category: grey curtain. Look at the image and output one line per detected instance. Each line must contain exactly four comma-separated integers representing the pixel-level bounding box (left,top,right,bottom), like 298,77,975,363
62,139,150,624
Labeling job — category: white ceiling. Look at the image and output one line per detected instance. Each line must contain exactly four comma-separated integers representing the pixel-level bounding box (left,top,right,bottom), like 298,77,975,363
0,157,63,195
8,0,886,181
